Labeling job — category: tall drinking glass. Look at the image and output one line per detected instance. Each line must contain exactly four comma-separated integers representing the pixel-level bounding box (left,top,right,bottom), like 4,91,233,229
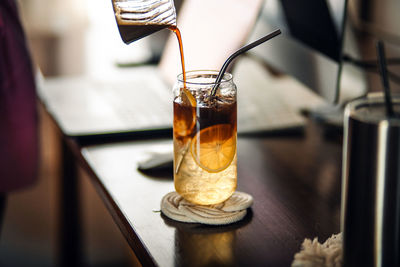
173,70,237,205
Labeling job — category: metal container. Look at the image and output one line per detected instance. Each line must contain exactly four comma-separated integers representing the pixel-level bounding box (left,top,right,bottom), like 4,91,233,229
342,92,400,267
112,0,177,44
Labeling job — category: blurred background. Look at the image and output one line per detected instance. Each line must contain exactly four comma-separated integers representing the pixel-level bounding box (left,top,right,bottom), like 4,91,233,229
1,0,399,266
1,0,155,266
19,0,165,77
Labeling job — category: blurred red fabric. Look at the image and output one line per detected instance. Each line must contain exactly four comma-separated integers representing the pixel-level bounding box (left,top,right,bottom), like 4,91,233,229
0,0,39,192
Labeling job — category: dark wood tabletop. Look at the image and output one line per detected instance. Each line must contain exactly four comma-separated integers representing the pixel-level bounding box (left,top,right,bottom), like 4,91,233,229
76,122,343,267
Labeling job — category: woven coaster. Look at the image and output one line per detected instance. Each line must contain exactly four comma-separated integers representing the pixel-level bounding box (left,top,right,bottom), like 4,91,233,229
291,233,342,267
160,191,253,225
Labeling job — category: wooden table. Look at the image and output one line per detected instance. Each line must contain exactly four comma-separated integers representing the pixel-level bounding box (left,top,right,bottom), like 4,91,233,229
73,122,343,267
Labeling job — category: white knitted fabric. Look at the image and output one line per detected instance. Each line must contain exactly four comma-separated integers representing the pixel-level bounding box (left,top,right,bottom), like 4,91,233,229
291,233,343,267
161,191,253,225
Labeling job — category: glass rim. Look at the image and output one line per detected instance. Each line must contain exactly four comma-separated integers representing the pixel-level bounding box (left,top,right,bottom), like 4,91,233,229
346,92,400,111
345,92,400,123
177,70,233,85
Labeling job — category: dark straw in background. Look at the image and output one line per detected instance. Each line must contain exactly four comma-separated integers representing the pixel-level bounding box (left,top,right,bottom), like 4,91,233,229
376,40,395,117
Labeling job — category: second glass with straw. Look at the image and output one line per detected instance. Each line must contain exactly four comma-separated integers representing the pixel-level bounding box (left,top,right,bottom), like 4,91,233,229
341,41,400,266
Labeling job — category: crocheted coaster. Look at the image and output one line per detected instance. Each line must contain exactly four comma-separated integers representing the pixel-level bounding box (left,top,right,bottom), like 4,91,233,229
161,191,253,225
291,233,342,267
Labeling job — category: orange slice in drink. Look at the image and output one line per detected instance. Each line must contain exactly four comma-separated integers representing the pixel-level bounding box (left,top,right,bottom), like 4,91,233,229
191,124,236,173
182,87,196,107
173,88,196,138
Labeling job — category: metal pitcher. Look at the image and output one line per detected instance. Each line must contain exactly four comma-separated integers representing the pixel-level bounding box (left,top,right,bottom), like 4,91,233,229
112,0,177,44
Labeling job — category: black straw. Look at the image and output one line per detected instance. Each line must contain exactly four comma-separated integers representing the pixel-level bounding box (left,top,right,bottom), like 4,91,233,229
376,40,394,117
211,29,281,96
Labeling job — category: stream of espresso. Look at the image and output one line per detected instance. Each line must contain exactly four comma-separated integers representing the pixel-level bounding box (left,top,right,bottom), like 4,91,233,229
169,26,186,85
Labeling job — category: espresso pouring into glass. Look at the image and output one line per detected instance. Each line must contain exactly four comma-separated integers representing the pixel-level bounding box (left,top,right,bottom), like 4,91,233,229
112,0,280,205
112,0,187,83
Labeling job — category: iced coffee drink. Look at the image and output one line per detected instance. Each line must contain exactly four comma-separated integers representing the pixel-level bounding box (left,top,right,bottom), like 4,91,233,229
173,71,237,205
